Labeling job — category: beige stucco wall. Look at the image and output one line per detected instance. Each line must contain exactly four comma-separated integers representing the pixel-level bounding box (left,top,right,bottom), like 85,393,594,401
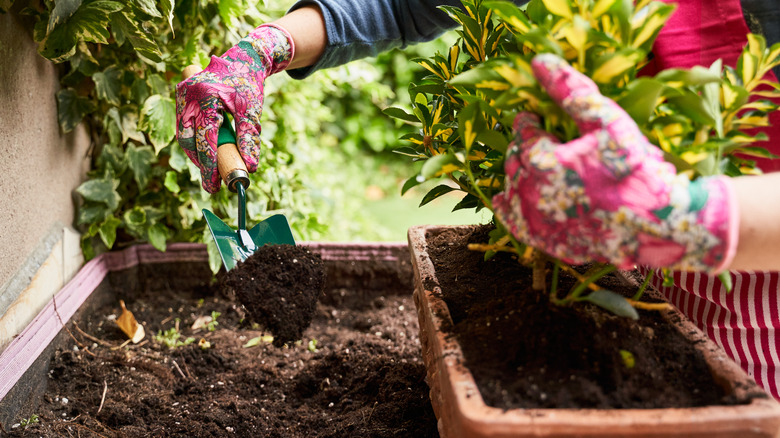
0,12,90,308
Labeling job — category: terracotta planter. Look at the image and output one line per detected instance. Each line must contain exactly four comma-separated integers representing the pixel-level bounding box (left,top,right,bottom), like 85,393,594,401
408,225,780,438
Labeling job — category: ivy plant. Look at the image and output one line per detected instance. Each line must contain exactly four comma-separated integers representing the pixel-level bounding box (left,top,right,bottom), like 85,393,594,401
387,0,780,316
3,0,432,272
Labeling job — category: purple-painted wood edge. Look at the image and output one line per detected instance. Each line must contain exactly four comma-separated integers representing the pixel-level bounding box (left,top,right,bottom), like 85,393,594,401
0,241,408,403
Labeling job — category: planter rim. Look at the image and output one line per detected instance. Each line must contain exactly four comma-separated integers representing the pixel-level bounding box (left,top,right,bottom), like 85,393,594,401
0,240,408,405
409,224,780,437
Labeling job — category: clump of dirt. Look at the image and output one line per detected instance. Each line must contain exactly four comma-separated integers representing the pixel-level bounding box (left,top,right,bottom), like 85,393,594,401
222,244,325,347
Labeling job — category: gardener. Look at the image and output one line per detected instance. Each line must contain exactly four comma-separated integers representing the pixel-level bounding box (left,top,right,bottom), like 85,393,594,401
176,0,780,398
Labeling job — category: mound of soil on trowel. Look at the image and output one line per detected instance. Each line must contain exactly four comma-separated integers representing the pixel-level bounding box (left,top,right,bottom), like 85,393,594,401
222,244,325,347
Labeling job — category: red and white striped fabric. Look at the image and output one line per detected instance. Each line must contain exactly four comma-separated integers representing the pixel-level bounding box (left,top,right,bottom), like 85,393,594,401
638,267,780,399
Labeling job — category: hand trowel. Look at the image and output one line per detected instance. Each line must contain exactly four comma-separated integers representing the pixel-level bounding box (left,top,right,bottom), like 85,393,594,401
182,65,295,272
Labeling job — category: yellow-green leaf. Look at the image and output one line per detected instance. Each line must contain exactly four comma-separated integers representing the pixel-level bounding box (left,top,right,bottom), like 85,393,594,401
592,53,639,83
741,53,758,85
631,11,667,49
542,0,573,19
592,0,617,18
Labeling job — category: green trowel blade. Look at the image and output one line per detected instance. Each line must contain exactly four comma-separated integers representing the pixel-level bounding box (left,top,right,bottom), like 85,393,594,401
203,209,295,271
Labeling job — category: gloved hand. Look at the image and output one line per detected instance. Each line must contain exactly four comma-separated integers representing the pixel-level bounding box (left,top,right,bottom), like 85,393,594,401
176,24,294,193
492,54,739,273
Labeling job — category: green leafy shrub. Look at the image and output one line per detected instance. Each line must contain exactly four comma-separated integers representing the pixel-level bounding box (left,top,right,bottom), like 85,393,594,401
388,0,780,315
4,0,438,271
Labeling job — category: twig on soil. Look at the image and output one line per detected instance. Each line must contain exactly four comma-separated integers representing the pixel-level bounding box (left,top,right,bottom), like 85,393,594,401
172,360,188,380
73,323,113,348
52,297,95,357
110,339,132,350
365,401,378,424
97,380,108,415
177,355,194,379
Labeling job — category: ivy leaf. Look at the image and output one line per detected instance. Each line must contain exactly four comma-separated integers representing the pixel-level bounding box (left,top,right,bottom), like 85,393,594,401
218,0,243,27
47,0,82,32
130,77,150,104
77,205,110,225
139,95,176,154
98,142,128,174
93,66,122,105
56,88,95,133
123,206,147,238
133,0,160,17
111,10,163,63
120,107,147,144
39,0,124,63
147,222,168,252
126,144,157,189
76,175,121,210
164,171,181,193
583,290,639,320
169,142,189,173
98,215,122,249
159,0,175,33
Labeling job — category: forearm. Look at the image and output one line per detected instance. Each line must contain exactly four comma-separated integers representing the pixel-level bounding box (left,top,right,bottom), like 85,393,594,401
279,0,470,78
727,173,780,271
271,5,326,70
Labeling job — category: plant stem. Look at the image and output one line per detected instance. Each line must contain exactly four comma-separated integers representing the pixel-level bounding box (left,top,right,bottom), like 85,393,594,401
549,260,563,304
631,272,653,301
532,249,546,291
627,300,671,311
568,264,617,301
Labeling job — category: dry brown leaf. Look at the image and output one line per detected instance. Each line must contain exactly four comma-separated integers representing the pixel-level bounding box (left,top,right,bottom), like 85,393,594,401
116,300,145,343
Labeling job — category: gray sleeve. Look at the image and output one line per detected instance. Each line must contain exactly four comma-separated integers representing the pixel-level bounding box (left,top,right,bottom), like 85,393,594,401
285,0,467,79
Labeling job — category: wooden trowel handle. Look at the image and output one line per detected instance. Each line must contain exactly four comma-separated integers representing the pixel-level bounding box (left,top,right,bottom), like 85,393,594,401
181,65,250,193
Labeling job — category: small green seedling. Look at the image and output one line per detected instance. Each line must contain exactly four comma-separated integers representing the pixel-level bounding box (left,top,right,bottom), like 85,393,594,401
308,339,319,352
243,335,274,348
619,350,636,369
20,414,39,428
154,319,195,349
207,311,221,332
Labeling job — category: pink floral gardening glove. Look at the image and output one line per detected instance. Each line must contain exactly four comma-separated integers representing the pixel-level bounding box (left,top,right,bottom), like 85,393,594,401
492,54,739,273
176,24,294,193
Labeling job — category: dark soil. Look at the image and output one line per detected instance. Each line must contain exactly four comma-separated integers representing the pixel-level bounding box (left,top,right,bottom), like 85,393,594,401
424,225,758,410
5,252,438,437
222,245,326,347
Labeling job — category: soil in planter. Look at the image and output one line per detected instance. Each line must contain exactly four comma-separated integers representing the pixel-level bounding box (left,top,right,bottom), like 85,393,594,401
222,244,326,347
5,260,437,437
424,225,762,410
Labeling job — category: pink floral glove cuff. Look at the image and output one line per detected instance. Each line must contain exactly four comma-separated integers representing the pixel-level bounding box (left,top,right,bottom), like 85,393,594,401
492,54,739,274
176,24,294,193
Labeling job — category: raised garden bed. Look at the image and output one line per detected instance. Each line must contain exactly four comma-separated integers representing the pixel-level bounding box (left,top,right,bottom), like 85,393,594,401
0,242,438,437
409,224,780,438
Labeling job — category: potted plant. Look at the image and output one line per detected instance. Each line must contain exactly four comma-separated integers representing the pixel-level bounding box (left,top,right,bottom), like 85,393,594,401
387,0,780,436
